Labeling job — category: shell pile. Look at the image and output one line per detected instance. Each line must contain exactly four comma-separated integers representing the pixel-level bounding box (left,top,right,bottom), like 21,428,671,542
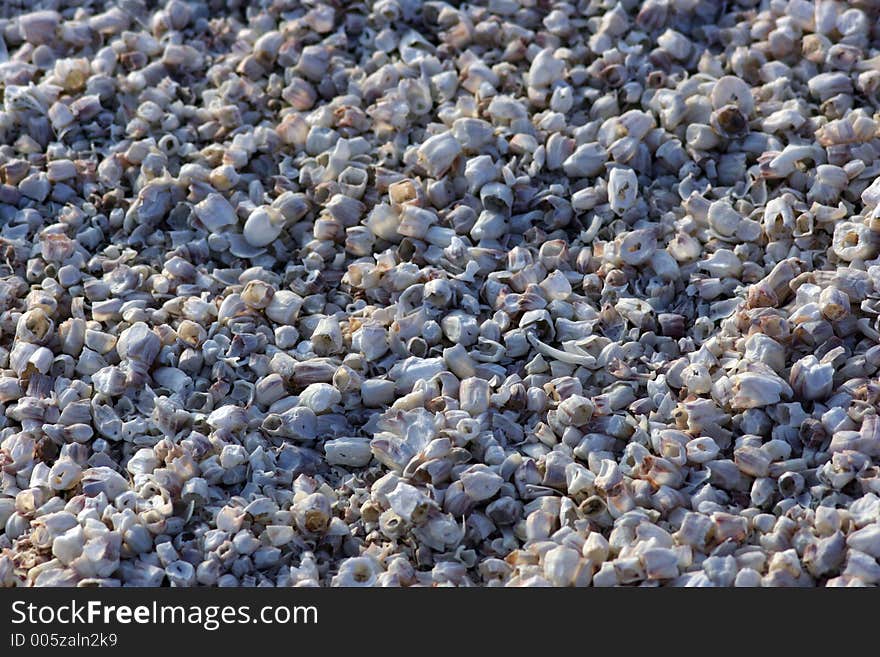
3,0,880,588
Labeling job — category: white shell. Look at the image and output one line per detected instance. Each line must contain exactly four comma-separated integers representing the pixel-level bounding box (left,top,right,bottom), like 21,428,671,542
243,206,285,247
710,75,755,115
324,437,373,467
607,167,638,215
194,193,237,233
528,48,565,88
298,383,341,414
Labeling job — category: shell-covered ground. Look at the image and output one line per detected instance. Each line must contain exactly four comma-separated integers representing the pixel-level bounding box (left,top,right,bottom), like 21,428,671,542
1,0,880,586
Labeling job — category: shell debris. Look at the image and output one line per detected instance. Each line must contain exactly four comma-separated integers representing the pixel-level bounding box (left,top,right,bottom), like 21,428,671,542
1,0,880,588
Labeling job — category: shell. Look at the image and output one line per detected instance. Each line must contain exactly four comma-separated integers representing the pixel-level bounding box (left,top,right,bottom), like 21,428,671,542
324,437,373,467
607,167,638,215
710,76,755,115
417,132,461,178
193,193,237,233
528,49,565,88
243,206,285,247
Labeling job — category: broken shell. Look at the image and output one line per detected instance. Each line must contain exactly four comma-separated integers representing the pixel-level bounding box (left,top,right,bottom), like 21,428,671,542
607,168,638,215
